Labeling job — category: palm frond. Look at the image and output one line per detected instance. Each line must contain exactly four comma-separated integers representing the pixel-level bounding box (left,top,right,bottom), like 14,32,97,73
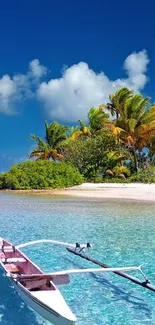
106,169,115,176
88,107,109,132
128,118,137,133
141,105,155,124
71,130,83,140
29,151,44,159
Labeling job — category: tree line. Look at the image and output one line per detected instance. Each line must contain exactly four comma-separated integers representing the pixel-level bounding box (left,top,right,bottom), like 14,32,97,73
29,87,155,181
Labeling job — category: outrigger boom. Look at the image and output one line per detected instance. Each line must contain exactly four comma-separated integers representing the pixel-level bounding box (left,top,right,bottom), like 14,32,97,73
11,265,143,282
16,239,92,250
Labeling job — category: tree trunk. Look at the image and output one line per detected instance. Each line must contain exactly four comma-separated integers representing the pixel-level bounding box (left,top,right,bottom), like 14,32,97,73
132,145,139,172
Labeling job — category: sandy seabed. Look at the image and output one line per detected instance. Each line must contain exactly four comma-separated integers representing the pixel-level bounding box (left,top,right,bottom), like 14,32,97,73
1,183,155,202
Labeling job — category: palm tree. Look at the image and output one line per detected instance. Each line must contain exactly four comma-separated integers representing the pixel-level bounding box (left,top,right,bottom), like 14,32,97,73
71,106,109,140
88,106,109,133
106,87,134,119
29,121,68,161
66,121,90,141
106,92,155,171
67,126,79,138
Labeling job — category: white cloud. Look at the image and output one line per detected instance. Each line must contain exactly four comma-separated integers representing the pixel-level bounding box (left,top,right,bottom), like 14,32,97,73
0,50,150,119
29,59,47,79
0,75,18,114
0,59,47,114
37,50,149,122
124,50,149,76
123,50,149,91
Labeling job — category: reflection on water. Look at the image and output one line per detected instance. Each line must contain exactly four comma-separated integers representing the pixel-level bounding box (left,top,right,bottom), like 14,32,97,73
0,193,155,325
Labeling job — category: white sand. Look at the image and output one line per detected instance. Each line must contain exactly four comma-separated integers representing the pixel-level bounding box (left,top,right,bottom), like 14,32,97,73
2,183,155,202
60,183,155,202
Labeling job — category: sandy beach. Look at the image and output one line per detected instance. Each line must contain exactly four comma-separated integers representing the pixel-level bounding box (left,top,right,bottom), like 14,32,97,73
2,183,155,202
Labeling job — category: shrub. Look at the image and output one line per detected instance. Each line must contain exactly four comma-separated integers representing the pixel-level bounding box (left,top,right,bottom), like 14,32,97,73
0,160,84,190
102,177,126,183
129,166,155,183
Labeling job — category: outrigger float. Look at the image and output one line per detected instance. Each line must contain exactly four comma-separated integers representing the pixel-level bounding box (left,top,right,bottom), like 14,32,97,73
0,238,155,325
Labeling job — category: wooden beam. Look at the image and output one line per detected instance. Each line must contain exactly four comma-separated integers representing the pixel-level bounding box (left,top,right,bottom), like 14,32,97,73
67,247,155,293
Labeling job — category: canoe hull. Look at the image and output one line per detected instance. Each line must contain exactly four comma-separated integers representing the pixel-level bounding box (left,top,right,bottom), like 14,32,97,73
0,238,76,325
11,279,75,325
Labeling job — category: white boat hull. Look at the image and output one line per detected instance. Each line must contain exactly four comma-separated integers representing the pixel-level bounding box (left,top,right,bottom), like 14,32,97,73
11,278,76,325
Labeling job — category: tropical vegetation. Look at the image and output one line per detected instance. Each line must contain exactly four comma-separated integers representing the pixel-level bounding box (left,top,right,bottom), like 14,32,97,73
29,121,68,161
1,86,155,189
105,90,155,172
0,161,84,190
129,166,155,183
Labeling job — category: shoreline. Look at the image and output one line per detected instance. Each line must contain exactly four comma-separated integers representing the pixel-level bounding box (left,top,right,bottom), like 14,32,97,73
1,183,155,202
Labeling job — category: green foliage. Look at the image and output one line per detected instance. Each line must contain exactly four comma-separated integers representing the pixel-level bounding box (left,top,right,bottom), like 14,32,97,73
70,106,109,140
105,88,155,172
29,121,68,160
1,86,155,187
0,161,83,190
102,177,126,183
60,130,122,181
129,166,155,183
92,176,104,183
112,166,131,177
0,172,21,190
107,87,134,117
106,166,130,181
88,107,109,133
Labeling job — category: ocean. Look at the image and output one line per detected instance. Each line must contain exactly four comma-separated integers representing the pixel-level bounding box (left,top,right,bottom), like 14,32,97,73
0,193,155,325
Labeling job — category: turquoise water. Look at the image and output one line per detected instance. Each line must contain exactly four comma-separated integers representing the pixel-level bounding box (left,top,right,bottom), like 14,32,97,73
0,194,155,325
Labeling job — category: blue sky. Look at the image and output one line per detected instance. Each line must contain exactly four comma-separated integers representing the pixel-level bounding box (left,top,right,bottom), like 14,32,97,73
0,0,155,171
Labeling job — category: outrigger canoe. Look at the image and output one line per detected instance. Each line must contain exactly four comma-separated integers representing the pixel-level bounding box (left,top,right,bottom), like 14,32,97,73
0,238,155,325
0,238,76,325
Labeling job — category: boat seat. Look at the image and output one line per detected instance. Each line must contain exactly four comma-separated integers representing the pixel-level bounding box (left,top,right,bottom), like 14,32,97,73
2,257,26,263
0,246,15,253
5,263,20,273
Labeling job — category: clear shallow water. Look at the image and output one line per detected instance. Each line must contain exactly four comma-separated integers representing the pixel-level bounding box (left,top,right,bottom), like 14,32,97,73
0,194,155,325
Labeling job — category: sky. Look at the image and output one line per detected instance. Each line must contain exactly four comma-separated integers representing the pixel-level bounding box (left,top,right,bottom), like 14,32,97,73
0,0,155,171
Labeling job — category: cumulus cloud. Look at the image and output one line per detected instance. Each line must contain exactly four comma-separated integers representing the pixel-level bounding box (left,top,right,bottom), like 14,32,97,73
124,50,149,90
0,50,150,119
0,75,18,114
0,59,47,114
124,50,149,76
37,50,150,122
29,59,47,79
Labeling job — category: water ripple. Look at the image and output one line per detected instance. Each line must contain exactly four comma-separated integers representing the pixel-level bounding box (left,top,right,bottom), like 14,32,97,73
0,193,155,325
